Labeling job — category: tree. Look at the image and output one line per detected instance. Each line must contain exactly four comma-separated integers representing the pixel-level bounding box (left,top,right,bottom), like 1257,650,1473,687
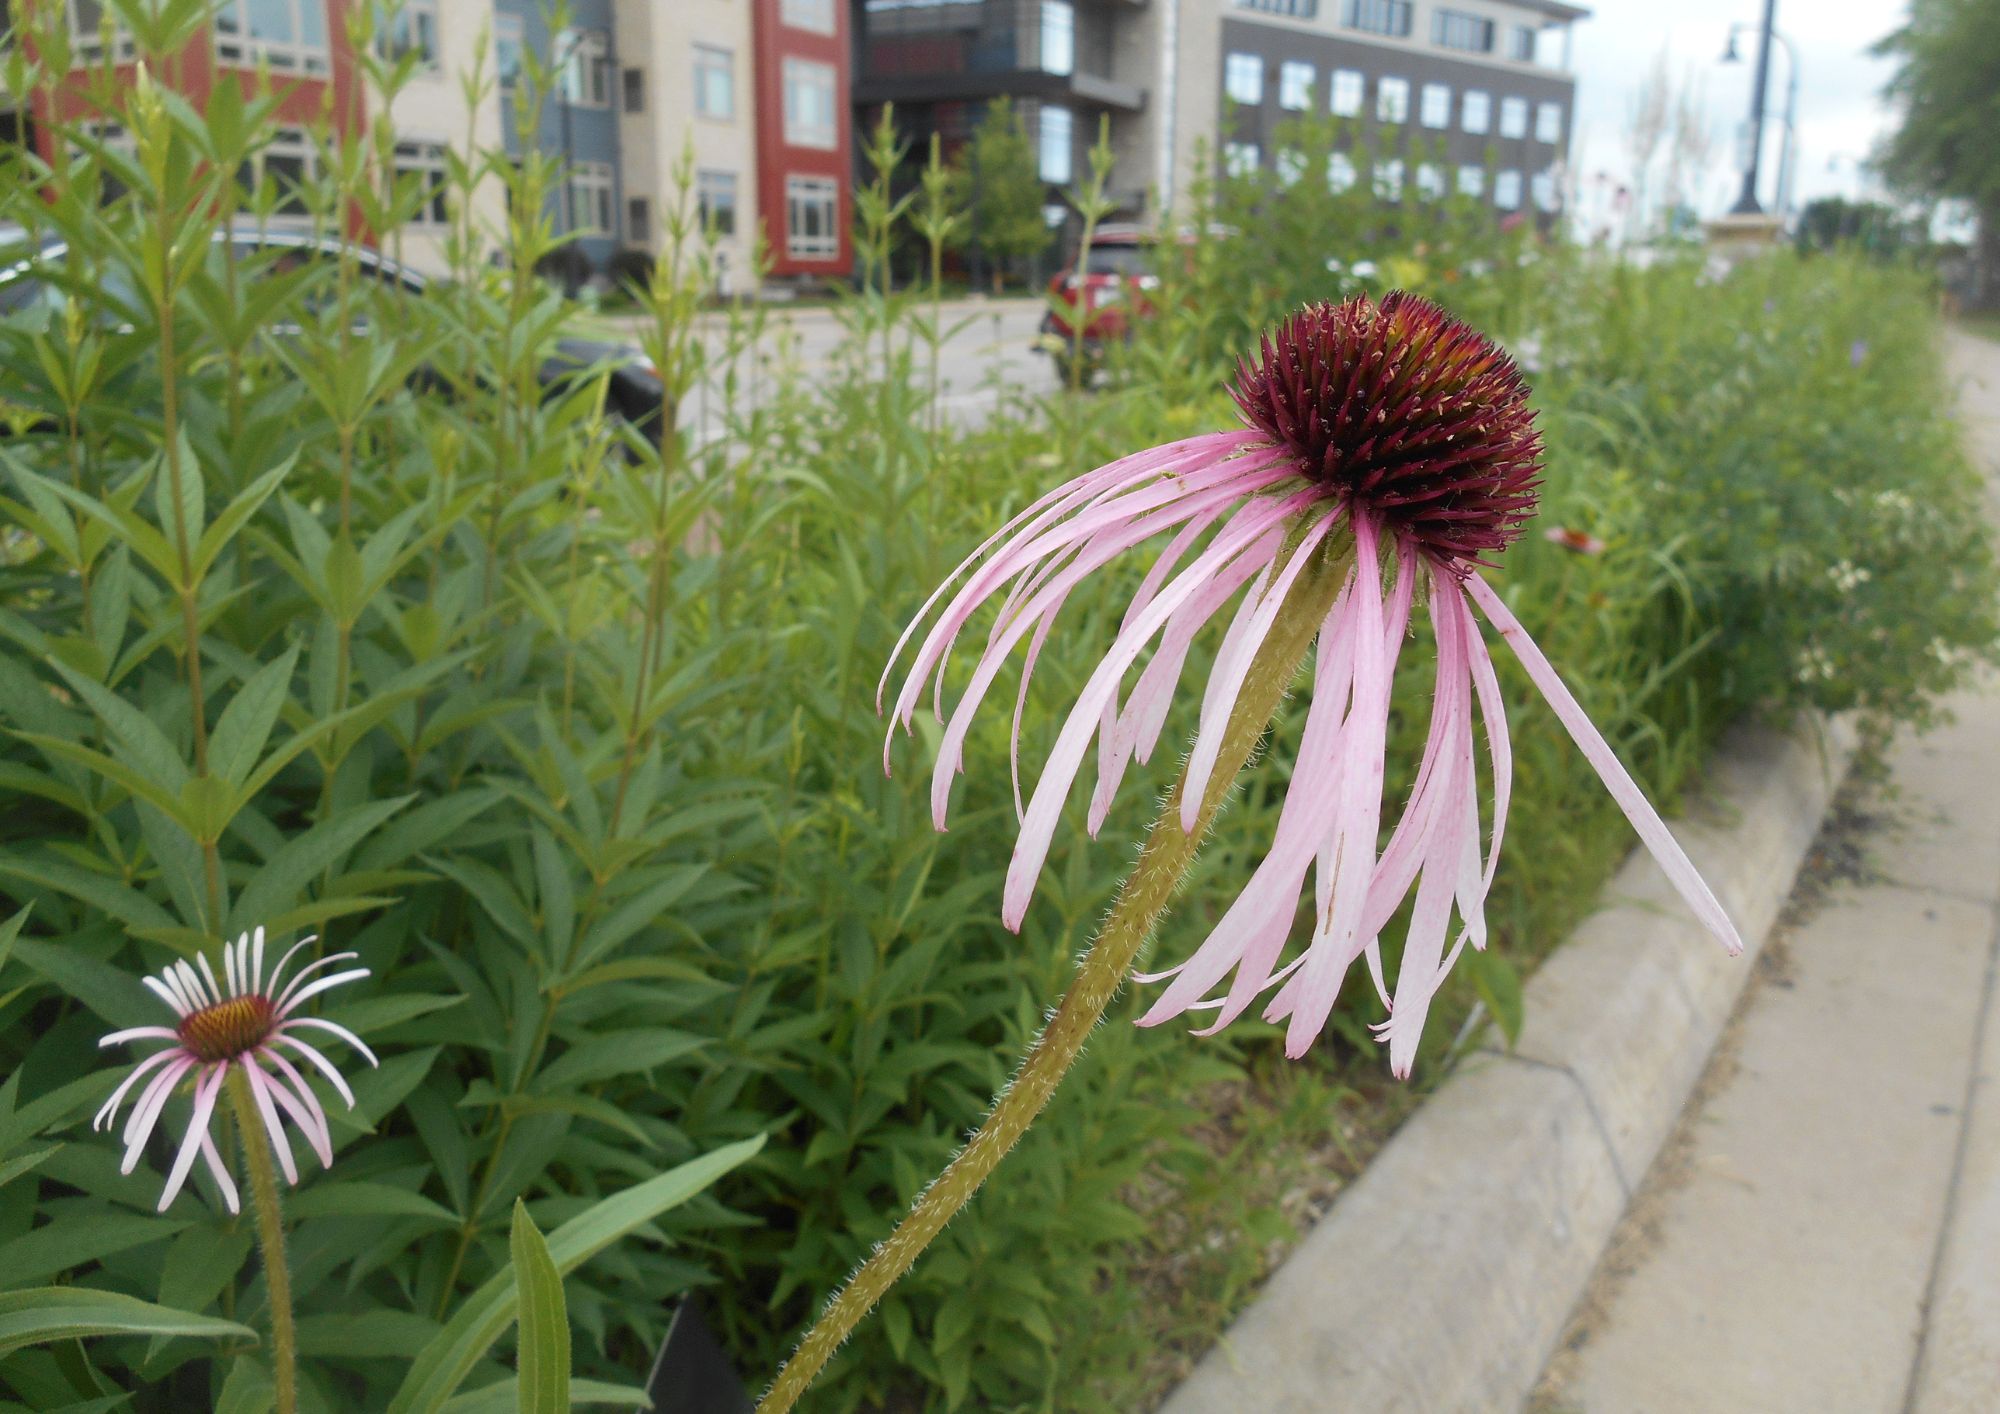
948,98,1052,292
1875,0,2000,306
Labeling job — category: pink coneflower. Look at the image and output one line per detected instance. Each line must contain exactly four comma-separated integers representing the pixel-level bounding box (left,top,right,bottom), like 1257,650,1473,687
882,292,1739,1075
93,928,376,1211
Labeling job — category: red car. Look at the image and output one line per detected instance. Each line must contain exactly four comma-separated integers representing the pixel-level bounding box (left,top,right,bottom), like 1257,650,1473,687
1036,223,1161,385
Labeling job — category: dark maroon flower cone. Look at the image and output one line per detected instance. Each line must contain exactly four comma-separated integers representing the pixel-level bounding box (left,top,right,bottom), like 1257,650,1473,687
1230,291,1543,569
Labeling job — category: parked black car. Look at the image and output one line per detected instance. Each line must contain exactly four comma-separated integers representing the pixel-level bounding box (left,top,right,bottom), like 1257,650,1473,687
0,226,665,439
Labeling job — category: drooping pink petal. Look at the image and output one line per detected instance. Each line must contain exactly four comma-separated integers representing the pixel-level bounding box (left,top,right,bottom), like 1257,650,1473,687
1465,573,1743,953
197,1129,240,1214
144,971,192,1018
279,1016,379,1067
257,1050,334,1169
275,967,369,1018
1382,703,1475,1078
273,951,362,1013
263,934,319,999
1004,491,1326,928
271,1031,359,1108
121,1056,196,1172
94,1046,185,1131
98,1026,181,1048
242,1062,299,1185
156,1062,227,1211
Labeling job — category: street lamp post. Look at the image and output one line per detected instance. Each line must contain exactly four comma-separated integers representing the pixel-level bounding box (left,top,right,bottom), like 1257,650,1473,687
1725,0,1778,215
1722,17,1798,221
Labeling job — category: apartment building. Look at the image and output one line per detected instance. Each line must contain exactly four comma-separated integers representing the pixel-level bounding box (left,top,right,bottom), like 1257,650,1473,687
751,0,851,279
380,0,506,275
854,0,1585,226
1173,0,1586,218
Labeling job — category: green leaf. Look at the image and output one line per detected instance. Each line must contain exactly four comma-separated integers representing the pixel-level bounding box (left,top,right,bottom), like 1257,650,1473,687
192,455,292,582
0,1288,253,1358
0,904,29,973
286,1181,458,1226
0,1145,60,1190
1466,948,1526,1049
208,645,300,789
151,437,204,569
440,1380,651,1414
0,859,174,934
10,938,159,1030
213,1354,275,1414
45,659,189,795
531,1030,704,1093
226,795,412,935
386,1135,765,1414
510,1201,569,1414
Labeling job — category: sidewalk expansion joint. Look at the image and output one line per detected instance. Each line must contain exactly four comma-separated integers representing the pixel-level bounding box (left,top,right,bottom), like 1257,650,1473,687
1477,1046,1635,1201
1901,894,2000,1414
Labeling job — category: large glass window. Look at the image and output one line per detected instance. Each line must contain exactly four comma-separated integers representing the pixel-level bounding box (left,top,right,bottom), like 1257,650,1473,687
1462,90,1490,134
693,44,734,120
1432,9,1494,53
1329,68,1364,117
1531,168,1557,211
1223,142,1261,177
1535,100,1564,144
622,68,645,113
1494,168,1522,209
1275,147,1305,185
1039,104,1073,183
1040,1,1073,76
781,0,836,35
626,196,651,244
557,28,611,108
1279,60,1314,111
1419,82,1450,129
1372,157,1404,200
1343,0,1410,38
1224,52,1263,106
1456,164,1484,197
786,175,839,260
382,0,439,70
494,15,523,91
1235,0,1317,14
1376,76,1408,124
236,125,318,216
394,140,449,225
1507,25,1536,62
568,161,615,235
697,170,738,237
1327,150,1357,191
1498,95,1528,138
783,59,837,149
1415,162,1443,200
213,0,327,74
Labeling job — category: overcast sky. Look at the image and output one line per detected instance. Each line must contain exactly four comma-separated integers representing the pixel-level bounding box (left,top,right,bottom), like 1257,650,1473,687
1564,0,1910,229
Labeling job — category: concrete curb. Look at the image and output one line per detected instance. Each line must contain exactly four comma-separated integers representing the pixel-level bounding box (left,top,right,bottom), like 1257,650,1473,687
1160,712,1859,1414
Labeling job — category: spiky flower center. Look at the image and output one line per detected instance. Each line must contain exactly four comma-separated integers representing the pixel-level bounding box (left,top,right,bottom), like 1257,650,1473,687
177,994,276,1062
1230,292,1543,567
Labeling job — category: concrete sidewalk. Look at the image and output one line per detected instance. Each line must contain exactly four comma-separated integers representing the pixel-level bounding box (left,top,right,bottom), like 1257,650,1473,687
1531,332,2000,1413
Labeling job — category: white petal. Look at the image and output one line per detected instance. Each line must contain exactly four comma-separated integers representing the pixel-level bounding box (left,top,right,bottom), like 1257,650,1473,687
156,1063,227,1211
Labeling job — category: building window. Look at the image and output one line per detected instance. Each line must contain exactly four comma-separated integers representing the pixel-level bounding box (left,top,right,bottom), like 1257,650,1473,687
1494,168,1522,209
780,0,836,35
1376,76,1408,124
1507,25,1536,62
1415,162,1442,200
1235,0,1317,15
1223,142,1261,177
382,0,439,70
1372,157,1403,200
1498,95,1528,139
622,67,645,113
1039,104,1073,183
212,0,329,74
1040,1,1074,76
1279,60,1314,111
237,125,318,216
1327,150,1357,191
1275,147,1305,185
697,170,738,237
1224,52,1263,106
1343,0,1411,38
782,58,837,149
627,196,651,243
1532,168,1557,211
394,140,449,225
1329,68,1364,117
1432,9,1494,54
557,28,611,108
1456,164,1484,197
1535,101,1563,144
494,14,523,91
66,0,137,62
568,161,614,235
693,44,734,120
1462,90,1490,134
786,175,838,260
1419,82,1450,128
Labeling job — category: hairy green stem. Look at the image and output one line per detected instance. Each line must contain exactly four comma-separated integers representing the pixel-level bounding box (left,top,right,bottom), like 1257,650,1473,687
758,543,1345,1414
228,1067,297,1414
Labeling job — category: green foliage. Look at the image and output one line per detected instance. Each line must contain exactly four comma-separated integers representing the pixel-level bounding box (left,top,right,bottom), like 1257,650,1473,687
0,13,1992,1414
1876,0,2000,211
946,98,1054,289
509,1202,569,1414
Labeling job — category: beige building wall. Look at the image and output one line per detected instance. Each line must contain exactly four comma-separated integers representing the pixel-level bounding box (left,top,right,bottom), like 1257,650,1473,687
378,0,508,276
618,0,758,291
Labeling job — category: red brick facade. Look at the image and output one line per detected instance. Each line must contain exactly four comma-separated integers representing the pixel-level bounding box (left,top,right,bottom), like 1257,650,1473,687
750,0,852,279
